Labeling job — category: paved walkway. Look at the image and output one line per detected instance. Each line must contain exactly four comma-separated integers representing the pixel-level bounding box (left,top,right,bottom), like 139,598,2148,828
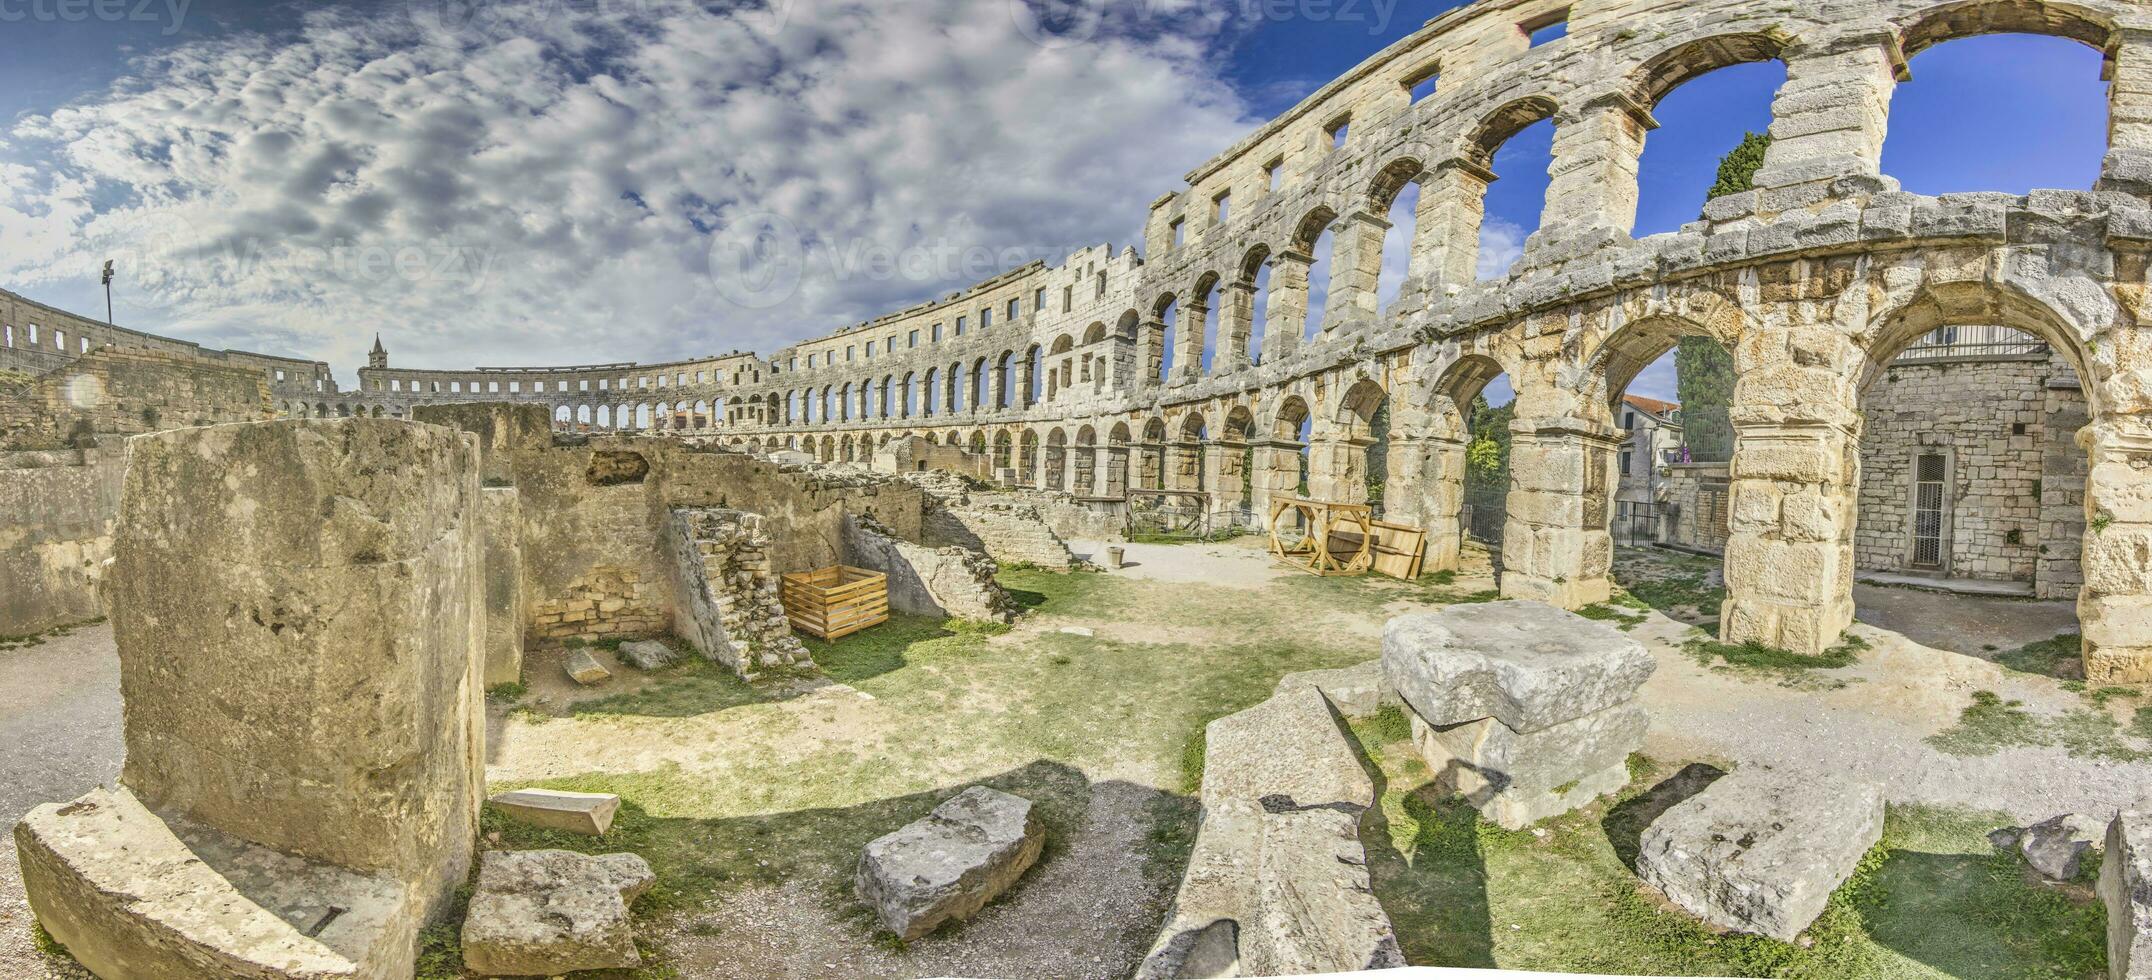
0,624,121,979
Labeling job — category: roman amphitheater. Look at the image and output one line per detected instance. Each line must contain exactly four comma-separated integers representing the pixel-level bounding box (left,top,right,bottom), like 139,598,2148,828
10,0,2152,976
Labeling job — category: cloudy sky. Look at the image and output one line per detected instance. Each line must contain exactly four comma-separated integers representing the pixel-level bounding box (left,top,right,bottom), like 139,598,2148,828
0,0,2113,401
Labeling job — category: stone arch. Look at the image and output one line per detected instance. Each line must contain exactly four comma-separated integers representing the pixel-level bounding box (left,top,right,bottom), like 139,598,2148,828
1139,416,1169,490
1045,426,1070,492
1896,0,2116,58
1628,32,1791,108
993,429,1014,474
1073,424,1098,495
1106,421,1132,497
1463,96,1560,170
1019,428,1040,485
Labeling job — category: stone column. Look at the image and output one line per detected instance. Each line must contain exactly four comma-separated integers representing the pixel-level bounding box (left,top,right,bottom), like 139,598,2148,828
1138,320,1168,389
1322,210,1392,328
1500,419,1617,609
108,418,485,923
1720,419,1859,655
1213,281,1254,375
2080,416,2152,683
1413,161,1490,288
1303,435,1366,503
1174,303,1209,383
1249,437,1305,530
1262,251,1312,362
1204,441,1248,522
1524,98,1650,261
2103,29,2152,196
1748,31,1901,210
1385,434,1470,572
988,363,1007,412
1106,444,1130,497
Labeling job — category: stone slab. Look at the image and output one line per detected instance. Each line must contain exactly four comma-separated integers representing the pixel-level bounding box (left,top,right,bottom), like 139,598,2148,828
461,849,654,977
1410,703,1645,829
1637,767,1884,942
1273,659,1394,719
1383,600,1655,734
617,640,679,671
488,789,622,837
14,785,413,980
856,786,1043,940
2102,812,2152,980
1201,686,1374,811
566,650,611,686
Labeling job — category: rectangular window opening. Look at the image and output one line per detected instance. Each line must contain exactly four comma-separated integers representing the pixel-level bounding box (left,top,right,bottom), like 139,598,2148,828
1326,115,1350,150
1406,64,1440,103
1523,9,1569,46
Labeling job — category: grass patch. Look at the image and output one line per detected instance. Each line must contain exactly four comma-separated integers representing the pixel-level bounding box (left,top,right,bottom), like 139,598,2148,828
1578,601,1648,631
1995,633,2085,680
572,657,777,719
1350,714,2109,977
1681,632,1868,689
0,616,104,652
484,681,527,704
1927,690,2150,762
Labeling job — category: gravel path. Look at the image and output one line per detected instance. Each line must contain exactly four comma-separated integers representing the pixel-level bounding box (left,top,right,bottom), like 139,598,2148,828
0,625,121,979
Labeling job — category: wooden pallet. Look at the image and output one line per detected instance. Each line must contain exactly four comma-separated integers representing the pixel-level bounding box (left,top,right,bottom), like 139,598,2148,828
1366,519,1428,581
781,565,890,640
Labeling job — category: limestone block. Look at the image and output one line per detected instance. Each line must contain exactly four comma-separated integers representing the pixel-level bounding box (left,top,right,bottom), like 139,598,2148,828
617,639,679,671
1382,601,1654,734
1202,686,1374,811
1410,703,1646,829
460,850,654,976
489,789,622,837
855,786,1044,940
2101,812,2152,980
14,785,413,980
1272,659,1394,719
480,487,525,688
1637,767,1884,942
108,418,483,923
566,650,612,686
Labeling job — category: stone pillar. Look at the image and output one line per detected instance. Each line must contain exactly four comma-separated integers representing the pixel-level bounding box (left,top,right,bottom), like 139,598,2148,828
1383,434,1469,572
108,418,484,922
1323,210,1391,327
1174,303,1209,383
1218,281,1255,373
2103,29,2152,196
2079,416,2152,683
1168,441,1204,491
1414,161,1490,288
1720,420,1859,656
1249,437,1305,530
1262,251,1312,362
481,486,525,688
1205,441,1248,522
1749,31,1901,210
1525,98,1649,261
1304,435,1366,504
1139,320,1168,389
988,364,1007,412
1500,419,1617,609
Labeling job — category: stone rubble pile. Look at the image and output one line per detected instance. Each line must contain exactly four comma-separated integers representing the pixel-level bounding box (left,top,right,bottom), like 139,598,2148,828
1382,600,1654,829
669,506,812,678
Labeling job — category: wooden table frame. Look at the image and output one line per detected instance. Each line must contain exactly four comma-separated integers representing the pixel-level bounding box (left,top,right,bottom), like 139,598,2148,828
1268,496,1376,576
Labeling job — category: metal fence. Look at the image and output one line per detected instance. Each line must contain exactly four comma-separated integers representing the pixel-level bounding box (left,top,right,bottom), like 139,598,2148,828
1613,500,1660,547
1891,325,2046,363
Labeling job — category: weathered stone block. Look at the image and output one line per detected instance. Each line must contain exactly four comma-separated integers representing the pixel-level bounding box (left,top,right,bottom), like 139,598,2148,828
617,639,679,671
1203,685,1374,810
1410,702,1646,829
489,789,623,837
1272,659,1393,719
566,649,612,685
461,849,654,976
1382,601,1654,734
107,418,483,923
856,786,1044,940
15,785,413,980
2101,812,2152,980
1637,767,1883,942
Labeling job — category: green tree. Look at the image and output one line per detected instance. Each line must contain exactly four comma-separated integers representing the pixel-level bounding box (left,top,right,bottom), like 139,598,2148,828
1675,337,1735,462
1706,131,1772,204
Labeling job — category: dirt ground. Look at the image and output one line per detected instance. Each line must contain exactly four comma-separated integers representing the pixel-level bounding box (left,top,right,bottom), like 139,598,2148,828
4,541,2147,978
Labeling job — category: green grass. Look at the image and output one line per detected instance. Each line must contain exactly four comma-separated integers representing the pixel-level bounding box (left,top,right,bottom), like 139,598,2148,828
1352,717,2109,978
1612,551,1726,624
0,616,104,652
1995,633,2086,680
571,657,779,719
1681,632,1869,688
1927,690,2149,762
1578,600,1649,631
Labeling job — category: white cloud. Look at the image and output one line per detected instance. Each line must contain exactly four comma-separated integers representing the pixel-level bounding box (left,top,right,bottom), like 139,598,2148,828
0,0,1254,384
1475,216,1526,280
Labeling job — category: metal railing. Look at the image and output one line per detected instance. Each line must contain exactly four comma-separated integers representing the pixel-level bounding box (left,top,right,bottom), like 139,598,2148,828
1891,325,2046,363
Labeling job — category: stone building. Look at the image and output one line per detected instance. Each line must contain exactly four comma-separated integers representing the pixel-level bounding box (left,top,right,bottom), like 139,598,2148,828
1615,394,1683,542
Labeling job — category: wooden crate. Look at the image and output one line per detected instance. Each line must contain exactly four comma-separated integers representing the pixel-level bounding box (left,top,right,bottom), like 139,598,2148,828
781,565,890,640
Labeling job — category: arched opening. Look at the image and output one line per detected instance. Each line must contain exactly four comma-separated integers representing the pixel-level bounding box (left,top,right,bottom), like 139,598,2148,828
1046,428,1069,492
1074,426,1098,495
554,404,572,428
1195,274,1221,375
1372,158,1425,313
1297,208,1338,340
1882,16,2110,194
923,368,939,416
1049,335,1076,402
1257,396,1315,534
969,430,987,456
1629,36,1788,237
1155,295,1180,383
1107,422,1132,498
1243,246,1274,367
1027,344,1046,405
994,430,1014,476
1019,429,1040,486
1329,379,1390,514
1469,98,1557,280
1222,406,1256,522
1081,325,1108,393
996,352,1016,408
1139,418,1169,491
1843,283,2099,667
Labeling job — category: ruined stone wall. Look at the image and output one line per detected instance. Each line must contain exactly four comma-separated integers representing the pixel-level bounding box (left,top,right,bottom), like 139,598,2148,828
1,348,272,449
480,487,527,686
1856,354,2067,586
668,506,811,676
1656,463,1732,555
0,447,125,634
842,515,1017,622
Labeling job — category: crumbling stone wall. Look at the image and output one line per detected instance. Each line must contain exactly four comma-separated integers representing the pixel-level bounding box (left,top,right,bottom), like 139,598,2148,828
903,471,1078,569
480,487,527,686
1,348,270,449
668,506,811,676
872,434,993,481
0,447,125,635
843,515,1017,622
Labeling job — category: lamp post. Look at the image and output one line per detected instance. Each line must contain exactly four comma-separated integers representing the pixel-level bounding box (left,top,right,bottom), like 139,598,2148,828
101,260,114,325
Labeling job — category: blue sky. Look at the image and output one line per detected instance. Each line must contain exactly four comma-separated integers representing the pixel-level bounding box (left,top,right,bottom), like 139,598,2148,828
0,1,2116,398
